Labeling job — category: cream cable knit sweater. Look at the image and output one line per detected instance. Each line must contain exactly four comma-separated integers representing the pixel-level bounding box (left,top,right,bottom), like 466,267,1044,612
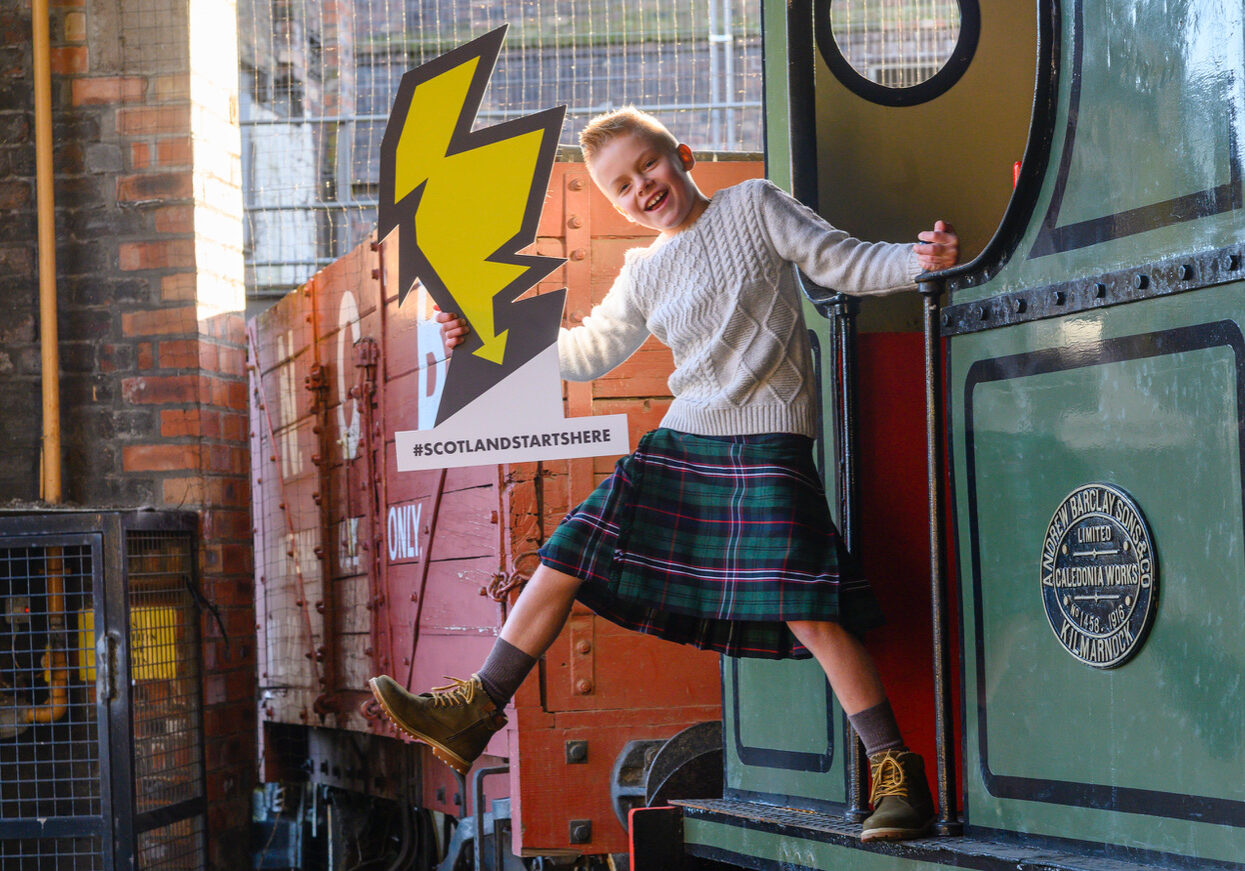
557,178,921,438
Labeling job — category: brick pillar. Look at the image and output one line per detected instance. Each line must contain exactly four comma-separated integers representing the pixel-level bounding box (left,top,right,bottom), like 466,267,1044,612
0,1,255,868
0,3,43,494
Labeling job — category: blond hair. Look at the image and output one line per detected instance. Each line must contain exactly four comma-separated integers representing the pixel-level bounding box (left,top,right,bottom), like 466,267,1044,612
578,106,679,166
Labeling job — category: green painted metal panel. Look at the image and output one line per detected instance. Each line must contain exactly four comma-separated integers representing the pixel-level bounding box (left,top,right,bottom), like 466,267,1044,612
941,0,1245,866
1054,5,1237,228
945,1,1245,861
951,286,1245,864
953,0,1245,306
724,656,849,806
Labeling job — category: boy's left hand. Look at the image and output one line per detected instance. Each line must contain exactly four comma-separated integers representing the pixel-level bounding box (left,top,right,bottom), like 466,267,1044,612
914,220,959,272
435,308,470,355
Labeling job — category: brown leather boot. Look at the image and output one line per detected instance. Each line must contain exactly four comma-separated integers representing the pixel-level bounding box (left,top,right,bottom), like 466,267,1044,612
368,674,507,775
860,749,936,842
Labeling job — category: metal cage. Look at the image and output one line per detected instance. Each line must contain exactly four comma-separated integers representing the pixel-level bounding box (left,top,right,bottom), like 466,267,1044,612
0,510,207,871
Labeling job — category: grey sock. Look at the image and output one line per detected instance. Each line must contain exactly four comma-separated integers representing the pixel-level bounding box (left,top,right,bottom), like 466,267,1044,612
848,699,906,757
476,638,537,709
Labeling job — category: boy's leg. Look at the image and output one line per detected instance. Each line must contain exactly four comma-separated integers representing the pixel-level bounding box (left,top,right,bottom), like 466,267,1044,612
786,620,934,842
786,620,901,751
498,564,583,658
477,564,583,706
369,564,582,774
786,619,886,717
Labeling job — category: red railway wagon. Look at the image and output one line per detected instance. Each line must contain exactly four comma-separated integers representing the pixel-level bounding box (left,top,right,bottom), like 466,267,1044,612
248,157,764,864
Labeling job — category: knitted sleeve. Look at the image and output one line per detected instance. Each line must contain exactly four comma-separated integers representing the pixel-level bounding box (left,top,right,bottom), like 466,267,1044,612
556,260,651,382
755,179,920,296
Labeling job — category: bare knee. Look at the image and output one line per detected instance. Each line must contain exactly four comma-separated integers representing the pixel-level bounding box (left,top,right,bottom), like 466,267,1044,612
513,563,584,611
527,563,583,594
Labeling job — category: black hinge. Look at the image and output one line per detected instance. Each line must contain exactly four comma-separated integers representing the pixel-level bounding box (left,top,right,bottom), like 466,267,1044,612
96,630,120,701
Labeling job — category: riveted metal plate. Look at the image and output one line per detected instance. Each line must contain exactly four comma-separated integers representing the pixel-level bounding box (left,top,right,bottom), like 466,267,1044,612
943,244,1245,335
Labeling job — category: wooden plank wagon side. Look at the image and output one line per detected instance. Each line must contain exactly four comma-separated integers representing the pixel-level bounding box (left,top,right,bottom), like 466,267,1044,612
250,156,763,863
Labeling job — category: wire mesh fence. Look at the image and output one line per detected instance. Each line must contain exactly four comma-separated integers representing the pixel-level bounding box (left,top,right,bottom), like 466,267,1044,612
0,837,105,871
237,0,765,305
825,0,962,88
126,531,204,816
0,541,102,871
0,544,101,819
0,520,205,871
137,816,206,871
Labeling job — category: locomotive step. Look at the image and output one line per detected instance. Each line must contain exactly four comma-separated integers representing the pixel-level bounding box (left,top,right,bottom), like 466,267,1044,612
674,798,1192,871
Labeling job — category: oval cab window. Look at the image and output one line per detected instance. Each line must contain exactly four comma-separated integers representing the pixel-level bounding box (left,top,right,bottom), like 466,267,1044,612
816,0,980,106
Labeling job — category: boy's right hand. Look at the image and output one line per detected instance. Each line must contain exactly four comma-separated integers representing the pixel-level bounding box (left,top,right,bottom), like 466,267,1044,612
915,220,959,272
435,309,470,355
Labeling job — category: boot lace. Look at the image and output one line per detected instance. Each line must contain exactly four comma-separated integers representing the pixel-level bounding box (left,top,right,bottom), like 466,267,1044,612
870,751,909,802
429,676,478,708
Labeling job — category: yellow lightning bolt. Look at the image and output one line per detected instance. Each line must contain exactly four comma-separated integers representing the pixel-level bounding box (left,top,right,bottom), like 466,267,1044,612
391,55,545,365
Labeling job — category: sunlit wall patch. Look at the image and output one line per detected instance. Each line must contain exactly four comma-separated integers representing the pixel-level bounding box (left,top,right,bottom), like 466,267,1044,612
1040,483,1158,668
815,0,980,107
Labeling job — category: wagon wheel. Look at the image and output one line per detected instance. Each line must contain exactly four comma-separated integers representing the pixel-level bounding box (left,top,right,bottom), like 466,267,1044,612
609,721,723,830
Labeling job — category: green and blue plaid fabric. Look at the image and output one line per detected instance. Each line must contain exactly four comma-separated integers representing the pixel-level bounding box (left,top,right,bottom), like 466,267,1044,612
539,428,883,658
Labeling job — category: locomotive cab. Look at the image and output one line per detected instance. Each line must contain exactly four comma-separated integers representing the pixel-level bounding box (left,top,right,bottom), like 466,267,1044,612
677,2,1245,870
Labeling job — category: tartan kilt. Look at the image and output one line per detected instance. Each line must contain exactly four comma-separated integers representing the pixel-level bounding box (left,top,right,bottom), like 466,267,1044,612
537,428,883,659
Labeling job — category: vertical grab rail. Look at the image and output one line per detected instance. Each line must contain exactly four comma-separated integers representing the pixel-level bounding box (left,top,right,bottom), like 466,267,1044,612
824,293,870,822
473,765,510,871
919,279,962,835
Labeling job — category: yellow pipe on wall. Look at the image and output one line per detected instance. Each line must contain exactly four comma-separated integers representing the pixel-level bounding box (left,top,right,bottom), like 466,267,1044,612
26,553,69,724
32,0,61,504
28,4,68,725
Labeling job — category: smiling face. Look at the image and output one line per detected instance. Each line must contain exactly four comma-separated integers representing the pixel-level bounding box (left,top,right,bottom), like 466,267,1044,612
588,132,709,238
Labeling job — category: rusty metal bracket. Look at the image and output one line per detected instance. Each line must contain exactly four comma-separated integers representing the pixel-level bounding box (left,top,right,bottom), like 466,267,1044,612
306,357,338,714
568,614,595,697
355,333,388,681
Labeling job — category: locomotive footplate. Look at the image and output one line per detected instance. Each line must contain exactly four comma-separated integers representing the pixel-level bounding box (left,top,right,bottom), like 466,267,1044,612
675,798,1200,871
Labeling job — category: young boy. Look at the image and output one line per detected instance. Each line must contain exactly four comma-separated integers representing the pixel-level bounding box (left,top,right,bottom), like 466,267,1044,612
369,107,959,842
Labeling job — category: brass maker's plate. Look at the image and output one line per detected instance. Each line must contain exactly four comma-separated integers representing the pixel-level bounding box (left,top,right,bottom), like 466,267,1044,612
1040,483,1157,668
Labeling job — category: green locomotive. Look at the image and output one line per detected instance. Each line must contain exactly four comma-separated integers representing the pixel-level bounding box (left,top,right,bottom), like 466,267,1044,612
675,1,1245,869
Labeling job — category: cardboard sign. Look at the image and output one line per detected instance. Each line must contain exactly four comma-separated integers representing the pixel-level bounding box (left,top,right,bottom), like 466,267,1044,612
378,27,629,471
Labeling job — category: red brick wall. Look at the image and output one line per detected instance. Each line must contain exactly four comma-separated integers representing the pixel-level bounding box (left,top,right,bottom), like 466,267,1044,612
0,2,255,868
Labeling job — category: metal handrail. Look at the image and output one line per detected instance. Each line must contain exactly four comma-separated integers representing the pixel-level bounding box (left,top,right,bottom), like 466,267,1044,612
473,765,510,871
920,278,961,835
